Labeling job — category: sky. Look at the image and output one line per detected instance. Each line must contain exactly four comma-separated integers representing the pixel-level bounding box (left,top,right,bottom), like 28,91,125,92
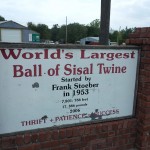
0,0,150,30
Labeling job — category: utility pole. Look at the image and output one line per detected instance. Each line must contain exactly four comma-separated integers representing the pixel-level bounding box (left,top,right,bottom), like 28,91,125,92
66,16,68,44
99,0,111,45
117,26,121,45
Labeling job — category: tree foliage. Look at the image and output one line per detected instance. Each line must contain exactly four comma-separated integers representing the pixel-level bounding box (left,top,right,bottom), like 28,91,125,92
26,19,134,44
27,22,37,31
89,19,100,28
50,24,60,42
0,14,134,44
86,19,100,37
51,23,87,43
0,15,5,21
109,27,135,44
67,23,87,43
27,19,100,43
27,22,51,40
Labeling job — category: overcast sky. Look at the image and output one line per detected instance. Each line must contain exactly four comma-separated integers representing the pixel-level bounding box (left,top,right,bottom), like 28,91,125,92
0,0,150,30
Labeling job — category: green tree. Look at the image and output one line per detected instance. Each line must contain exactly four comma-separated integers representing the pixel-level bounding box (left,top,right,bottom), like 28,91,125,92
27,22,37,31
57,23,87,43
121,27,135,40
109,31,118,42
0,15,5,21
109,27,135,45
89,19,100,28
86,19,100,37
50,24,60,42
58,25,66,43
27,22,51,40
36,24,51,40
67,23,87,43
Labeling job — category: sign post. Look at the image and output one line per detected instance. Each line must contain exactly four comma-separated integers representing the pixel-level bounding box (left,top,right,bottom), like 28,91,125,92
99,0,111,45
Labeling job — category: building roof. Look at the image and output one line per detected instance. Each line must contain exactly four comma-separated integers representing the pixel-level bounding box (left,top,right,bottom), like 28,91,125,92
80,37,99,41
0,20,27,29
80,37,99,45
0,20,9,24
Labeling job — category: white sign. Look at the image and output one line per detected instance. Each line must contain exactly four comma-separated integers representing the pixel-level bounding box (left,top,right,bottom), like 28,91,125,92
0,48,139,134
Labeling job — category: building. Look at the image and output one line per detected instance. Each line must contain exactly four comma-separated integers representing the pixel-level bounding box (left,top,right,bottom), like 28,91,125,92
80,37,99,45
0,20,40,43
80,36,118,46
